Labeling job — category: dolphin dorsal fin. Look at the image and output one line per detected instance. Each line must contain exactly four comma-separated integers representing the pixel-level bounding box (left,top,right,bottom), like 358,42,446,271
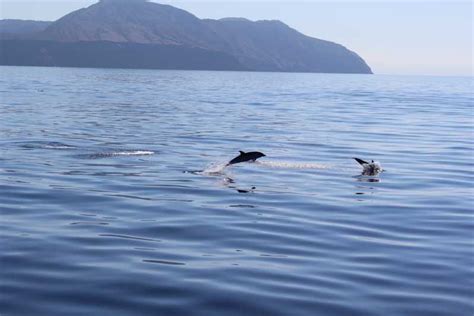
354,157,369,165
239,151,246,155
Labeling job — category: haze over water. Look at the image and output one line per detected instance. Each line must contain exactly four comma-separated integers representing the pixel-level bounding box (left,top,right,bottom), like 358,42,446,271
1,66,473,315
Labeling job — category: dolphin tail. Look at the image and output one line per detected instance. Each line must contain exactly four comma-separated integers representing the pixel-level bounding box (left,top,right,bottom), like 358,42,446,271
353,157,369,165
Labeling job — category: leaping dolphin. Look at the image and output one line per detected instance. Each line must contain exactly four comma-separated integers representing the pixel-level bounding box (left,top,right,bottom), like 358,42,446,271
227,151,266,166
354,158,383,176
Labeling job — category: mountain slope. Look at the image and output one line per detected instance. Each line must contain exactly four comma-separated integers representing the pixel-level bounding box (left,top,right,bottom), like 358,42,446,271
0,39,245,70
39,0,220,48
0,20,52,34
1,0,372,73
204,18,371,73
0,20,52,39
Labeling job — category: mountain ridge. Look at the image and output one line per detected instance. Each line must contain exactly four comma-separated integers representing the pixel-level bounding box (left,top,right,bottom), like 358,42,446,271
0,0,372,73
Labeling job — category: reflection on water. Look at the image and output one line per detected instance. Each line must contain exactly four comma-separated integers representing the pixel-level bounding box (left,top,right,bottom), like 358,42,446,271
355,175,381,183
1,67,473,316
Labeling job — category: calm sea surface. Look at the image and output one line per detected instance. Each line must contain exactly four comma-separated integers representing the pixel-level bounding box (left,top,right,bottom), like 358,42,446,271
1,66,473,316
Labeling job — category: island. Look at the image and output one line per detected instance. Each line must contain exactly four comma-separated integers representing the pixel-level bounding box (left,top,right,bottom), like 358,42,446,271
0,0,372,73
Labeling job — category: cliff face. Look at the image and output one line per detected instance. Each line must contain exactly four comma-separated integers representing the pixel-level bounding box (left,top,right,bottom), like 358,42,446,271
0,0,372,73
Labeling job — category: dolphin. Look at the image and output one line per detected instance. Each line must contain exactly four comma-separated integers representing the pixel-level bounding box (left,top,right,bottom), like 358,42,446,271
353,158,383,176
227,151,266,166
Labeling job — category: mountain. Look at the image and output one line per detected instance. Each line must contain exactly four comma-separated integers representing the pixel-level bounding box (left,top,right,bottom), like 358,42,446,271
0,20,51,39
0,40,244,70
0,0,372,73
204,18,371,73
39,0,221,48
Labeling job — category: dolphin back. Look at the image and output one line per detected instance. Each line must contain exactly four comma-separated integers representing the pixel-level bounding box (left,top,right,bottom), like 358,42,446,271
227,151,265,166
228,155,245,165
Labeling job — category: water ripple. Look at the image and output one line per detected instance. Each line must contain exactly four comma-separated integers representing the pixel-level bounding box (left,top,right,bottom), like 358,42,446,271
1,68,472,316
99,234,162,243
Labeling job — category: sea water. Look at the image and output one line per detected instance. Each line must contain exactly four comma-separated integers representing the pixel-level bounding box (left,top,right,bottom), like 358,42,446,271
1,66,473,315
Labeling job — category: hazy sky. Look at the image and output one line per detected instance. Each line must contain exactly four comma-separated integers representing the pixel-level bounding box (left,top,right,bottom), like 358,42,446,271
0,0,472,76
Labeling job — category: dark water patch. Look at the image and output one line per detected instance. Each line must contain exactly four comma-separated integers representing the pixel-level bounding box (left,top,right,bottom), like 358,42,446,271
258,253,288,258
70,222,109,226
78,213,97,217
237,189,253,194
199,99,238,105
108,194,153,201
105,171,146,177
229,204,256,208
143,259,186,266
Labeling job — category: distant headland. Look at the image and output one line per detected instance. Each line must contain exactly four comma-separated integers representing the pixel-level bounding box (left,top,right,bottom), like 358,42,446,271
0,0,372,73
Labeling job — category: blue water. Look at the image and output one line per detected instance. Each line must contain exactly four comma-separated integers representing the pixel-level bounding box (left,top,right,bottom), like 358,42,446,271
1,66,473,316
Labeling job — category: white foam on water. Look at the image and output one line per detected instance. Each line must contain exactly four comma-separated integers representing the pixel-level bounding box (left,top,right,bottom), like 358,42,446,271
200,162,228,175
77,150,155,159
256,160,332,170
112,151,155,156
21,142,75,150
44,145,76,149
190,159,334,176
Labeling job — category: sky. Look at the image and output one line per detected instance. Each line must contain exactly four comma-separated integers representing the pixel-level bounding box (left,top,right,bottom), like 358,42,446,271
0,0,472,76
